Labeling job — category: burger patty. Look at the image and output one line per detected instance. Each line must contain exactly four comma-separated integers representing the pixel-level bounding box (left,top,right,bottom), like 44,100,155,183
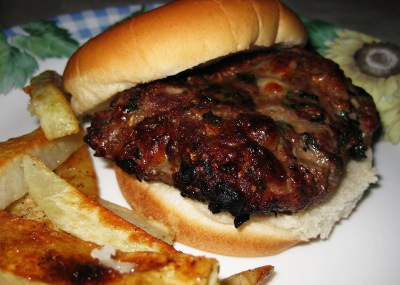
85,48,380,227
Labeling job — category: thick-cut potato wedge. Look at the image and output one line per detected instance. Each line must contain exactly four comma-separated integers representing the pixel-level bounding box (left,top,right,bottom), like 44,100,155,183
115,251,219,285
24,70,80,140
221,265,274,285
6,145,96,229
0,128,84,210
8,144,174,244
6,194,52,228
0,210,219,285
22,154,175,254
54,144,173,244
54,145,99,198
98,198,175,244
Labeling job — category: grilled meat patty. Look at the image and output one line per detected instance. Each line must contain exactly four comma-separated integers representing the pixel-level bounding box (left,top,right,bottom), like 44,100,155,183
85,48,380,227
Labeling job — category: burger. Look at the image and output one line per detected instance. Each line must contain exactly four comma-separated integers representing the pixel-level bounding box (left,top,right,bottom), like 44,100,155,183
62,0,380,256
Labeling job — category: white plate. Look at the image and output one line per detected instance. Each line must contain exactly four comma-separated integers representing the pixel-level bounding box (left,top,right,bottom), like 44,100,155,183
1,3,399,284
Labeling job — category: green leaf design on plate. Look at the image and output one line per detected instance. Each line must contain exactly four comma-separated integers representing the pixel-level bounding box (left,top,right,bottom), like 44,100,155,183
1,19,80,95
0,32,38,94
302,18,342,55
12,20,79,59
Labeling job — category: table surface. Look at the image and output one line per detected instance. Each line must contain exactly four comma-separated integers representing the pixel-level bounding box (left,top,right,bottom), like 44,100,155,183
1,0,399,46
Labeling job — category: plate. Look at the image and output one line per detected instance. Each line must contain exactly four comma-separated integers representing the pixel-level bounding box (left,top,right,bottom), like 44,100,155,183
1,3,400,284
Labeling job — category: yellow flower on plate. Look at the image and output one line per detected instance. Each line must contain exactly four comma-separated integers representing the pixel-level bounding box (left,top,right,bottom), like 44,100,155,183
324,29,400,144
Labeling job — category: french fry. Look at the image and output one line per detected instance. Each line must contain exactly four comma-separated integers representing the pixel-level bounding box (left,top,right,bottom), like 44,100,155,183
0,210,219,285
49,144,175,244
0,128,84,210
22,154,175,254
6,194,52,228
6,145,95,229
221,265,274,285
98,198,175,245
7,139,174,244
54,145,99,198
24,70,80,140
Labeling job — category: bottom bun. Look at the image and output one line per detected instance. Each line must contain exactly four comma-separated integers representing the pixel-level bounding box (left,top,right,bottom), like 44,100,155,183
116,149,377,257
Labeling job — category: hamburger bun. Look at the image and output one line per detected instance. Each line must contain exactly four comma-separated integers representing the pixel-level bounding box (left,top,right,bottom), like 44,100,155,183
63,0,307,115
116,149,377,257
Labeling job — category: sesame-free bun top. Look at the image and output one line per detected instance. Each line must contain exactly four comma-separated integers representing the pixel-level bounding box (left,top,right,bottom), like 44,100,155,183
62,0,307,115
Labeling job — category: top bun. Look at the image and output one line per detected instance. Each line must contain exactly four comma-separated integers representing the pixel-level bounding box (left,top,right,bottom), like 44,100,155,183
63,0,307,115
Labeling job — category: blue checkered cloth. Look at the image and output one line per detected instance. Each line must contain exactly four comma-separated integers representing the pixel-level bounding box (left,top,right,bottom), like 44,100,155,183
4,4,164,43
